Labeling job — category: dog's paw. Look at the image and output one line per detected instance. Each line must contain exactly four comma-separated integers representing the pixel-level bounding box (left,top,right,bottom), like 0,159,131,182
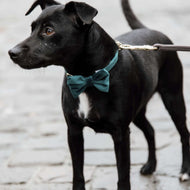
180,173,190,182
180,162,190,182
140,160,156,175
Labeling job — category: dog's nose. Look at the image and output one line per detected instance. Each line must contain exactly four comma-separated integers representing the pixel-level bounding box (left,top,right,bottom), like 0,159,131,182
8,47,22,60
8,46,29,61
8,49,18,60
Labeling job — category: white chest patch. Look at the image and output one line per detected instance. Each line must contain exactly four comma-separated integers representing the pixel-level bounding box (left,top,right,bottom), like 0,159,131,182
77,93,91,119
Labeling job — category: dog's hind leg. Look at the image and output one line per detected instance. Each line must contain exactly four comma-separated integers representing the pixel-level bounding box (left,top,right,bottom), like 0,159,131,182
133,107,157,175
158,52,190,181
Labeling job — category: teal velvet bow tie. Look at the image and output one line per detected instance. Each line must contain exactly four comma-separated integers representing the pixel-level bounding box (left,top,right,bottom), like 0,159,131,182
66,51,119,98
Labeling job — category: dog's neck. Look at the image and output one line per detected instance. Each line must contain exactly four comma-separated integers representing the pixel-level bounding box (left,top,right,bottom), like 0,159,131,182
64,22,118,76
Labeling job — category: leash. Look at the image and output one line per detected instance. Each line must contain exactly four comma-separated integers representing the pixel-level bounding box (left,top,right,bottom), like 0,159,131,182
116,41,190,52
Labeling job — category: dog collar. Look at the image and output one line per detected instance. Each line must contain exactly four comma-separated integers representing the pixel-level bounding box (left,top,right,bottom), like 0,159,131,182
66,50,119,98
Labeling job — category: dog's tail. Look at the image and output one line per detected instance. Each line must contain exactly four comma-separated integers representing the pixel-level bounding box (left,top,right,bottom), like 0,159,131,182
121,0,146,29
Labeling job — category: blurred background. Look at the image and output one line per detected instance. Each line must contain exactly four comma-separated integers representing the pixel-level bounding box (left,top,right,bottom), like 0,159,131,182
0,0,190,189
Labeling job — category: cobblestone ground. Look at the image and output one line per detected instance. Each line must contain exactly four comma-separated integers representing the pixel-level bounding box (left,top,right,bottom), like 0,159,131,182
1,0,190,189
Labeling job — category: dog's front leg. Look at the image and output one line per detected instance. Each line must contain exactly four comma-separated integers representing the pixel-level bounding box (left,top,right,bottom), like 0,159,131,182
68,125,85,190
112,128,131,190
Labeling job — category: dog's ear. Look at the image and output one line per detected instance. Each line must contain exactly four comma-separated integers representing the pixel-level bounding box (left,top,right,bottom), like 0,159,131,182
25,0,60,16
64,2,98,25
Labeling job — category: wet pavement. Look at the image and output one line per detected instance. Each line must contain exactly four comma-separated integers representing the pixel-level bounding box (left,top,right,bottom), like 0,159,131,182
1,0,190,189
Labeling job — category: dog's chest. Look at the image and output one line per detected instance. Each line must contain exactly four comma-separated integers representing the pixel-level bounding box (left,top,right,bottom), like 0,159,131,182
77,93,91,119
77,93,100,121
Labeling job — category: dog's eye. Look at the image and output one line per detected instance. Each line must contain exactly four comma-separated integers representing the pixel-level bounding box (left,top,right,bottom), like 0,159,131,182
44,27,55,36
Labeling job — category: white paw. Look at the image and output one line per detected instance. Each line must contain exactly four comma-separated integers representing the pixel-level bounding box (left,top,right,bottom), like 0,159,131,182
180,173,190,182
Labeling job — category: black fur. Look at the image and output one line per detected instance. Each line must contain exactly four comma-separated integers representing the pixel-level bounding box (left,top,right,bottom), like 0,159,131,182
25,0,60,15
8,0,190,189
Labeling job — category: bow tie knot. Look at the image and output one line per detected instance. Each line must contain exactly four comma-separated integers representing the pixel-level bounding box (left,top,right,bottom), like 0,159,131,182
86,76,94,86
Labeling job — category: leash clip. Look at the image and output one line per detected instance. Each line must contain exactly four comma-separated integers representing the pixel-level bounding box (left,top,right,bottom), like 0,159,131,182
116,41,158,51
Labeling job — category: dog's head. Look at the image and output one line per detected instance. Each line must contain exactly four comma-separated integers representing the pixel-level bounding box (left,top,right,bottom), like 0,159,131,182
8,0,98,70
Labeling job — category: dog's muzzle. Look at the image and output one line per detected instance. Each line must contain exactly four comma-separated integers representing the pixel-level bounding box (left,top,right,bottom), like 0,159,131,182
8,45,29,63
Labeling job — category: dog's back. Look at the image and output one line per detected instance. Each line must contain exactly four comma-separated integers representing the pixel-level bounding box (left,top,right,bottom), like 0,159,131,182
116,0,176,107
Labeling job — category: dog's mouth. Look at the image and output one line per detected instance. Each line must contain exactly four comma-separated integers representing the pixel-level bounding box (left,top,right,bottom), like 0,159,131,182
9,46,53,69
17,61,50,69
9,51,51,70
10,56,50,69
15,59,51,70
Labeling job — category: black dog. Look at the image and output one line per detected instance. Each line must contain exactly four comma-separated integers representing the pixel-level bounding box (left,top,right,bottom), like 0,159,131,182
9,0,190,189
